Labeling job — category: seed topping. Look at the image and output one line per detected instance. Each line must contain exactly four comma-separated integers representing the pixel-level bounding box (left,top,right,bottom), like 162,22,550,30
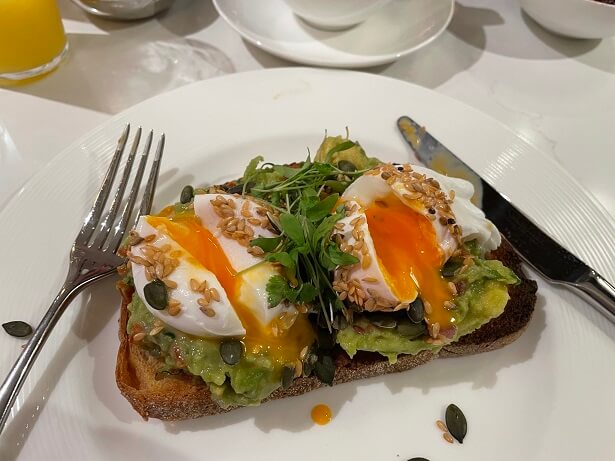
144,279,168,310
445,403,467,443
211,195,277,251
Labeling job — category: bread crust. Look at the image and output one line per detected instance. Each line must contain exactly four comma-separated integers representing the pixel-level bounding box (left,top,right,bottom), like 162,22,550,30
116,239,537,420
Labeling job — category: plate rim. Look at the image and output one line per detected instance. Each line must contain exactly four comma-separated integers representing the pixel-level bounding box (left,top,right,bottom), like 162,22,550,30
3,68,613,237
212,0,456,68
2,67,615,460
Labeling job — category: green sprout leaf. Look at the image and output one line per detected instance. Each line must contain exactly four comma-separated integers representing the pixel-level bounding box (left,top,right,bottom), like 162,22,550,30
279,213,305,245
251,236,282,253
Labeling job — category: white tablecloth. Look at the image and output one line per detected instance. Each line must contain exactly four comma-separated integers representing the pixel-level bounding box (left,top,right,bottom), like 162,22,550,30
2,0,614,218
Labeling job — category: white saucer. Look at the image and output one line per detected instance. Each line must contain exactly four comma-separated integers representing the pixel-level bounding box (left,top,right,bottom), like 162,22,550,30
213,0,455,68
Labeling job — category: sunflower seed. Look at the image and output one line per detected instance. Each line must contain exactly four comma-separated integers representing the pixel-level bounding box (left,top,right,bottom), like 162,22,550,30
132,332,146,342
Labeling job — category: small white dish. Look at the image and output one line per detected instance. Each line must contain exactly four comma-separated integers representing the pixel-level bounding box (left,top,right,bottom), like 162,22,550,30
213,0,454,68
520,0,615,39
284,0,393,30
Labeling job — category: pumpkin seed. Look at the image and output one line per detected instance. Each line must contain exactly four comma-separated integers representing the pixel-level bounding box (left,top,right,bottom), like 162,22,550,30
407,298,424,323
442,259,462,278
281,365,295,389
337,160,356,172
303,360,314,377
372,318,397,329
180,185,194,204
303,346,319,377
396,321,426,339
219,340,243,365
2,321,33,338
314,353,335,386
445,403,467,443
144,279,168,310
227,181,254,194
154,368,181,381
143,341,162,358
266,212,282,234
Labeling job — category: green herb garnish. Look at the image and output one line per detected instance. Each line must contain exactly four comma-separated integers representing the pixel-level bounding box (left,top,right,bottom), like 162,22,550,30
233,137,378,330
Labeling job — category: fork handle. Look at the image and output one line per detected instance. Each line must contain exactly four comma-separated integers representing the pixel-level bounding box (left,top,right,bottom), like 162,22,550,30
0,280,85,435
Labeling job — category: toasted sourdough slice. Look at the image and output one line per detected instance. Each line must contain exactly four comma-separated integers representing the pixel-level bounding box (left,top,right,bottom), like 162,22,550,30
116,238,537,421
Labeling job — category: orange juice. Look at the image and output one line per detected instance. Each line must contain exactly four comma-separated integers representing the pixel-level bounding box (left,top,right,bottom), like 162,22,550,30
0,0,67,77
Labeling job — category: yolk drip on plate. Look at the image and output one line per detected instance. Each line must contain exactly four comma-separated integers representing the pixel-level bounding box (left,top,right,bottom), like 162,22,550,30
311,404,332,425
365,194,455,328
146,214,314,365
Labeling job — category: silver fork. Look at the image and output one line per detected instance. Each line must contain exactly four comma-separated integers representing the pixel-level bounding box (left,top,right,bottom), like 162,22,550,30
0,124,165,434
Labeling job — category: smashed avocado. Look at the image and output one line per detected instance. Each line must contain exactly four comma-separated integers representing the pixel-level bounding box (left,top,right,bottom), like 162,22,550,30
336,251,520,363
337,317,441,363
315,135,381,170
127,295,283,408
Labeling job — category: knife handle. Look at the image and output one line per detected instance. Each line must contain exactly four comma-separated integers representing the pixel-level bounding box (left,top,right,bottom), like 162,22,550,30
572,270,615,323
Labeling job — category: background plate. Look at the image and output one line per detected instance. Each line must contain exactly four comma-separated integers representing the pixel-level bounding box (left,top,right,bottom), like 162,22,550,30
1,68,614,461
213,0,454,68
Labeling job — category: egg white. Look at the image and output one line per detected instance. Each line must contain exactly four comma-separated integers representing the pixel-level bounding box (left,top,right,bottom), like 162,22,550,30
334,165,501,306
195,193,296,326
194,194,277,273
130,193,300,338
132,217,245,337
411,165,500,252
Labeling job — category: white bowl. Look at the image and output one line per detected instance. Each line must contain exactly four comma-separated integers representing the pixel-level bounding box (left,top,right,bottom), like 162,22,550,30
284,0,393,30
520,0,615,39
71,0,174,20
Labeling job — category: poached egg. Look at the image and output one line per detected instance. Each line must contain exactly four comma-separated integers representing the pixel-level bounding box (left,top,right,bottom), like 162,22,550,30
129,193,314,363
332,163,500,333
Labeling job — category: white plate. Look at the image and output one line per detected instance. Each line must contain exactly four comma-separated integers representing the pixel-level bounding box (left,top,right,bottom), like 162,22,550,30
213,0,454,68
1,68,614,461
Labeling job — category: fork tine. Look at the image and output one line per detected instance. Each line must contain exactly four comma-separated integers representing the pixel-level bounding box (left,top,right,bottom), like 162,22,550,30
107,131,155,252
92,127,142,249
76,124,130,245
138,133,165,217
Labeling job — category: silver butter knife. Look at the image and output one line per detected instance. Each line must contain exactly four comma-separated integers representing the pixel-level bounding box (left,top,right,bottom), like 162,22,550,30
397,115,615,323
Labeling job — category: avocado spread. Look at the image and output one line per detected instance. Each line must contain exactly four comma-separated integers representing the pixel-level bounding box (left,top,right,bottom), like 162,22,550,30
124,135,523,407
336,250,520,363
128,295,283,407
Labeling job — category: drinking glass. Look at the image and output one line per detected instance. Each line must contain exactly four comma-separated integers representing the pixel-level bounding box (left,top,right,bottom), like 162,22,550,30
0,0,68,81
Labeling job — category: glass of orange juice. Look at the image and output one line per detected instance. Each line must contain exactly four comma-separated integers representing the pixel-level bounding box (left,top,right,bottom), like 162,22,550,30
0,0,68,81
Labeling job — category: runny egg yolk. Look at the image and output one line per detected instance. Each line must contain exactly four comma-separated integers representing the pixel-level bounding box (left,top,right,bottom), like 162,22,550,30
365,194,455,329
146,214,314,365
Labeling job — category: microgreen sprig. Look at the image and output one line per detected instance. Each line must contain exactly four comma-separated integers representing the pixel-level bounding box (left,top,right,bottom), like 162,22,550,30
240,143,369,329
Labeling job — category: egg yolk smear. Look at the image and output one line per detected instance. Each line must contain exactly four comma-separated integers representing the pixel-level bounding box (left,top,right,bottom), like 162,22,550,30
365,194,455,328
146,213,314,366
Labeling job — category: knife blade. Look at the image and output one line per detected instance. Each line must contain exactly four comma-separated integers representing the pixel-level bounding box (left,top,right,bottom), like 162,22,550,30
397,115,615,323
